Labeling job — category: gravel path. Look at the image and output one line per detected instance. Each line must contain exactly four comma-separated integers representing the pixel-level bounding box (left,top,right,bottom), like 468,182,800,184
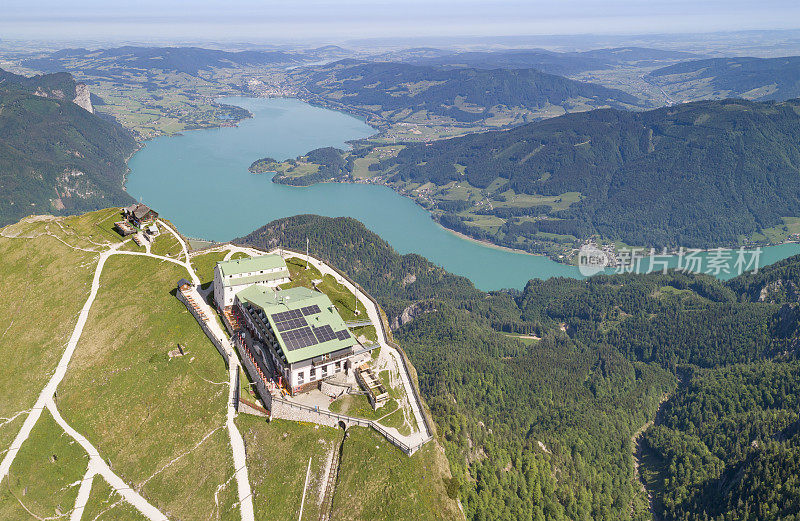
2,229,256,521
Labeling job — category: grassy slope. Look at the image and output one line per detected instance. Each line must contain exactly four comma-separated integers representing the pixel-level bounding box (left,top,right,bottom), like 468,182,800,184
236,416,340,521
0,409,89,519
0,209,124,449
0,209,459,521
238,417,460,521
80,476,150,521
191,249,229,286
332,426,460,521
56,254,238,520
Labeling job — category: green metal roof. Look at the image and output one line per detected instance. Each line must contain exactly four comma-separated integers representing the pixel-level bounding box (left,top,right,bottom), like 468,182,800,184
217,254,287,278
236,286,354,364
221,270,288,288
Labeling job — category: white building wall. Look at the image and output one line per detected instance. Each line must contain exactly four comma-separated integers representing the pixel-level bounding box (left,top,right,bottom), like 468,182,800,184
213,267,289,309
213,265,224,310
290,360,346,388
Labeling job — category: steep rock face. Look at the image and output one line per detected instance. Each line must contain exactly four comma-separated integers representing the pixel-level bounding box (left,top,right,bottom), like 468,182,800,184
390,301,438,330
72,83,94,113
758,279,800,303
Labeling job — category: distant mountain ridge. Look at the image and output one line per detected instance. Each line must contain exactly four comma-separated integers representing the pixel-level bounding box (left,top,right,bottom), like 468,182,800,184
295,59,642,128
648,55,800,101
398,46,701,76
23,46,303,75
0,69,136,226
272,98,800,251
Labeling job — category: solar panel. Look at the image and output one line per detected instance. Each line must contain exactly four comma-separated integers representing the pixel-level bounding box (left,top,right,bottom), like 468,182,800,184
312,325,336,343
282,326,317,351
272,309,303,322
272,312,308,332
300,305,321,316
335,330,351,341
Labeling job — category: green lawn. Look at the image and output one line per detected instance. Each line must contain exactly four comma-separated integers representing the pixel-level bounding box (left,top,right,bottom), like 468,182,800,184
56,254,238,520
330,393,399,422
191,249,228,286
80,476,153,521
332,427,461,521
501,333,539,346
0,409,89,519
236,416,340,521
149,227,184,258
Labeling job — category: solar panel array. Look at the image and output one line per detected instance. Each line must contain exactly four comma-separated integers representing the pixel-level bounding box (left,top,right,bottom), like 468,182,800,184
282,326,317,351
312,325,336,343
300,305,321,316
276,317,307,332
272,309,308,332
273,309,303,322
270,305,352,353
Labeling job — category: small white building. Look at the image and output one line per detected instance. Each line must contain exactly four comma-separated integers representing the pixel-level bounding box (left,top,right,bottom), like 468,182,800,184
213,254,290,310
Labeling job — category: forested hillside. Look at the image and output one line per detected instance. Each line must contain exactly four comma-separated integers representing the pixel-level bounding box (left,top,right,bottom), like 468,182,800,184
237,215,800,521
276,98,800,253
390,98,800,248
648,56,800,102
642,362,800,521
293,59,642,133
0,69,137,226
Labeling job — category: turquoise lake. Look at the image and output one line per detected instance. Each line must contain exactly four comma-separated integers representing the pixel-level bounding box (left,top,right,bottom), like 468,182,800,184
126,96,800,290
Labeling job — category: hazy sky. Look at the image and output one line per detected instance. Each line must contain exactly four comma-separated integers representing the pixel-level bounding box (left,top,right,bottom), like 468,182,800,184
3,0,800,43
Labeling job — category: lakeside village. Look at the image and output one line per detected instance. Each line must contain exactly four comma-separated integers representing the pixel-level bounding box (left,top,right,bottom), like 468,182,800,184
113,203,431,454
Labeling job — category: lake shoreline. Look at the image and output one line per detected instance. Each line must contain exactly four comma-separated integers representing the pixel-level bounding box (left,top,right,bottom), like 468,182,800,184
124,95,800,290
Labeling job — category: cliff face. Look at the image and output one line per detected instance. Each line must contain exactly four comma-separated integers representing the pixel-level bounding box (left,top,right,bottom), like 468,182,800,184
72,83,94,113
390,301,438,330
0,68,93,113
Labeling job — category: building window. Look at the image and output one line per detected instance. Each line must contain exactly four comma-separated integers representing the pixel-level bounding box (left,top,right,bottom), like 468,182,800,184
310,367,316,380
297,373,304,385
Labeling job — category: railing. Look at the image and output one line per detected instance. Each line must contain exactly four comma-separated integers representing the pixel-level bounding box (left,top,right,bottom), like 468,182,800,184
270,396,426,455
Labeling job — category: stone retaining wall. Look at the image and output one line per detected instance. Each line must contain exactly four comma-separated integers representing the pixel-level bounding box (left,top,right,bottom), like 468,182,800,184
176,280,230,366
320,380,351,398
235,336,273,411
238,398,269,417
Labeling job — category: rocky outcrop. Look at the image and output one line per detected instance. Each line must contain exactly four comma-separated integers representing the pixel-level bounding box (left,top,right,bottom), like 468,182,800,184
390,300,437,330
73,83,94,113
758,279,800,303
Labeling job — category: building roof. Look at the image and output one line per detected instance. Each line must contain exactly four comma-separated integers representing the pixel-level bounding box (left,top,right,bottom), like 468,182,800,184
236,285,354,364
223,271,288,287
217,254,287,278
126,203,157,220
